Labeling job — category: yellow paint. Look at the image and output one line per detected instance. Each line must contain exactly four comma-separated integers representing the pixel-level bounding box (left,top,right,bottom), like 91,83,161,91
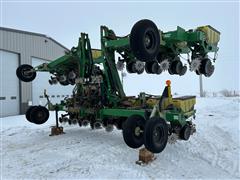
92,49,102,59
197,25,220,44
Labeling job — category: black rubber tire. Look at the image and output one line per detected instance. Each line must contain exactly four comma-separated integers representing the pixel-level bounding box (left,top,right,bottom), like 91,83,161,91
136,68,144,74
145,61,161,74
145,62,154,74
130,19,160,62
179,65,187,76
195,69,201,75
200,58,215,77
126,62,136,73
29,106,49,125
122,115,145,149
151,61,162,74
144,117,168,153
180,124,191,140
136,64,145,74
168,65,174,75
59,81,69,86
16,64,36,82
170,60,183,75
25,106,35,122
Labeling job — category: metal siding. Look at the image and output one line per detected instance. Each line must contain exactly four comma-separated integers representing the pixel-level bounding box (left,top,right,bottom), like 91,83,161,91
0,50,20,117
0,29,67,114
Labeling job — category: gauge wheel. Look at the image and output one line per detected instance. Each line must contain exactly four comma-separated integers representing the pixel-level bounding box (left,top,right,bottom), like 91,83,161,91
144,117,168,153
180,124,191,140
126,62,136,73
130,19,160,62
16,64,36,82
122,115,145,149
145,62,154,74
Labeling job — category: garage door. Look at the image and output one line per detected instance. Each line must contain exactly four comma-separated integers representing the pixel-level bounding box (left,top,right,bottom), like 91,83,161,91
0,50,20,117
32,57,74,106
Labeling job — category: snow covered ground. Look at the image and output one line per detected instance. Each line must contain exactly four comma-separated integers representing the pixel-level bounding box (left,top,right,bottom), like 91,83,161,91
1,97,240,179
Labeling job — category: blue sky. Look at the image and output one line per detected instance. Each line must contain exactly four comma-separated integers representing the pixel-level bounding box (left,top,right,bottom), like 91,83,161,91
1,1,239,95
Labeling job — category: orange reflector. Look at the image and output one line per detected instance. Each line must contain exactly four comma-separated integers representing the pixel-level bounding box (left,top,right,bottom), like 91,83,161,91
166,80,171,86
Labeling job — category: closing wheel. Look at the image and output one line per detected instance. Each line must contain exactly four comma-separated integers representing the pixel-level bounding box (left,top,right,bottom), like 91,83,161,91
16,64,36,82
130,19,160,62
199,58,215,77
180,124,191,140
122,115,145,149
144,117,168,153
28,106,49,125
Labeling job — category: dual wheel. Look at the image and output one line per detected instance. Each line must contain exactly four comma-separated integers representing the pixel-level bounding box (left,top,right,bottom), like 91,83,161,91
196,58,215,77
123,115,192,153
25,105,49,125
168,57,187,76
122,115,168,153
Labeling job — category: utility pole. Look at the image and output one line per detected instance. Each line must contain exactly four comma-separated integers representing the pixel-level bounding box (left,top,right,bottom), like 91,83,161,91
199,75,203,97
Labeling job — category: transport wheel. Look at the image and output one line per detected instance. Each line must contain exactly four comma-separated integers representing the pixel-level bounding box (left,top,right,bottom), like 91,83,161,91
180,124,191,140
16,64,36,82
28,106,49,125
130,19,160,62
144,117,168,153
25,106,35,122
122,115,145,149
200,58,215,77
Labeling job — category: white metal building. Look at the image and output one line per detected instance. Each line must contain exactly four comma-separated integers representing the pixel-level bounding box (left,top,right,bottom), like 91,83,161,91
0,27,74,117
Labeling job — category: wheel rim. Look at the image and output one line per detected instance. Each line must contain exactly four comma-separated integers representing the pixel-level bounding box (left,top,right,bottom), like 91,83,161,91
153,125,164,146
134,120,144,138
144,31,155,50
21,67,35,79
36,110,45,120
134,126,141,137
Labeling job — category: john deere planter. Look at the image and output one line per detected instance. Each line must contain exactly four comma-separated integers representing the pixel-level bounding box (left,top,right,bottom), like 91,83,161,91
16,19,220,153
